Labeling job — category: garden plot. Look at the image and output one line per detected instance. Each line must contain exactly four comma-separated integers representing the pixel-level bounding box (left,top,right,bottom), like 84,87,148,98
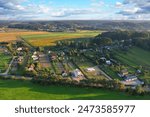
0,47,12,73
73,56,107,79
39,53,51,68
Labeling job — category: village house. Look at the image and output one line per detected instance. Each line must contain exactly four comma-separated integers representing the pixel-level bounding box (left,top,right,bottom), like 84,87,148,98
17,47,23,51
32,52,39,61
17,56,23,63
71,69,83,78
124,75,138,82
50,53,57,61
62,71,68,77
85,67,96,72
119,69,129,77
106,60,112,65
28,64,35,71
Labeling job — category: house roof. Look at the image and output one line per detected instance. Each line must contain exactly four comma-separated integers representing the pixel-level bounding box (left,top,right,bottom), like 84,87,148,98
124,75,137,80
121,69,128,73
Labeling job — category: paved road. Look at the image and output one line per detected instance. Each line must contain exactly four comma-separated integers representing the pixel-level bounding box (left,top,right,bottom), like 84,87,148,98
0,56,16,75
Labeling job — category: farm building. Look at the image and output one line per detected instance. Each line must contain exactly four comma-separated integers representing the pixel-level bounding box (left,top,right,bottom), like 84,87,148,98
71,69,83,78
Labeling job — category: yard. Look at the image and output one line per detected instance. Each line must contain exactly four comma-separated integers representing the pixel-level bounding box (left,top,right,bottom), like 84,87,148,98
0,49,12,73
22,31,99,47
0,79,150,100
73,55,107,79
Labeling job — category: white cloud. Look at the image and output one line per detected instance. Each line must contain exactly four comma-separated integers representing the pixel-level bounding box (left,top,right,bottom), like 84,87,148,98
115,2,123,8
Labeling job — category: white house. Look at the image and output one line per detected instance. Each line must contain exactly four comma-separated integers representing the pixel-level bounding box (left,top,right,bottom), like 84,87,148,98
85,67,95,72
17,47,23,51
106,60,111,65
71,69,83,78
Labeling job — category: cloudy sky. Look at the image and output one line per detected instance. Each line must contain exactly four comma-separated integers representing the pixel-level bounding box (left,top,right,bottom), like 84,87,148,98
0,0,150,20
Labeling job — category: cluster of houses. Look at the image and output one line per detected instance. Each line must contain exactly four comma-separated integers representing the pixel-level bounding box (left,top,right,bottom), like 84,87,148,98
118,69,142,82
118,69,144,87
32,52,39,62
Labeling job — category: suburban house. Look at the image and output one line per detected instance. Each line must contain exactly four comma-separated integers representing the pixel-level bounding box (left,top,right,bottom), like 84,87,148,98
71,69,83,78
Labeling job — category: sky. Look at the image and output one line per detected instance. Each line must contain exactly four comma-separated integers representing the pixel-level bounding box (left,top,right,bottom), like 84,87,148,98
0,0,150,20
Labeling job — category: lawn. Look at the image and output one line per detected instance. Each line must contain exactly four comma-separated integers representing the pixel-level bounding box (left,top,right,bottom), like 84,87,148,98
0,79,150,100
115,47,150,67
22,31,100,47
0,52,12,73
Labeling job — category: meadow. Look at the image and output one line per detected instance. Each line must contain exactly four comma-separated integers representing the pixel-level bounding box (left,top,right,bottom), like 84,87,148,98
114,47,150,82
22,31,100,47
115,47,150,67
0,79,150,100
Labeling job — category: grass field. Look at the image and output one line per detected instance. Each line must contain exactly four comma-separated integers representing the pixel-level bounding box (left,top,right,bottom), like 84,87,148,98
0,51,12,73
115,47,150,67
0,79,150,100
0,31,49,42
22,31,100,47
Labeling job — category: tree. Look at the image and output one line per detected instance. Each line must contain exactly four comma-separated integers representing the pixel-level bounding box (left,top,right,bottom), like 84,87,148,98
135,85,145,95
118,83,125,91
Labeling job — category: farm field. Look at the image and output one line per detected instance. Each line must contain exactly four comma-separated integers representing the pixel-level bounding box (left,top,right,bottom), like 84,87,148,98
0,50,12,73
0,31,49,42
115,47,150,67
22,31,100,47
0,79,150,100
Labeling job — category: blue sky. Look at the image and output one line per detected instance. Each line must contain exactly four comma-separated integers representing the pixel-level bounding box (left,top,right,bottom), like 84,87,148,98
0,0,150,20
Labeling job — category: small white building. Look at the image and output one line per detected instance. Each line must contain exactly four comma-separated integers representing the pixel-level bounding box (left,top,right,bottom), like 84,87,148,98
71,69,83,78
32,55,39,61
85,67,95,72
106,60,111,65
17,47,23,51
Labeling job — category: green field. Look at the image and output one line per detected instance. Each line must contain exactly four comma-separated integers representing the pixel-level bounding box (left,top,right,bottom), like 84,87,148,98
22,31,100,47
0,52,12,73
0,79,150,100
115,47,150,67
115,47,150,82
